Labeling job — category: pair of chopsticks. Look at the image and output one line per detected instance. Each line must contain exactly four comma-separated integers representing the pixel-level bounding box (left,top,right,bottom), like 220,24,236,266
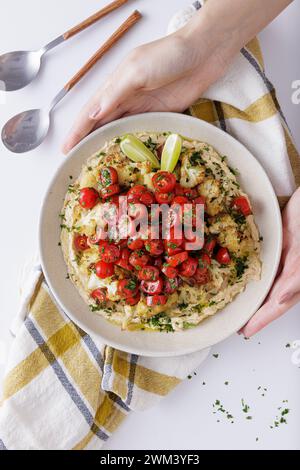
61,0,142,92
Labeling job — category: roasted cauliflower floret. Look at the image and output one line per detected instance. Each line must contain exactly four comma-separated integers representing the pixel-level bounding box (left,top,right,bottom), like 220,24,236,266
180,153,205,188
209,214,236,233
209,214,254,256
198,177,224,216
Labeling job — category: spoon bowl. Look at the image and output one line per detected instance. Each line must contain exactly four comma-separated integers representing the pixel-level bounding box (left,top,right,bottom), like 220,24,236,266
2,109,50,153
0,50,43,92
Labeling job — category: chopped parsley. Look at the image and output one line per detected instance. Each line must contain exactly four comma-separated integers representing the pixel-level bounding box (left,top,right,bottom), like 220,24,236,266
144,136,158,152
235,256,248,279
148,313,174,332
189,151,205,166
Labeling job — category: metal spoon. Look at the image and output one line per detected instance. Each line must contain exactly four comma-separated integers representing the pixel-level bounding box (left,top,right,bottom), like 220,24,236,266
0,0,129,91
2,11,142,154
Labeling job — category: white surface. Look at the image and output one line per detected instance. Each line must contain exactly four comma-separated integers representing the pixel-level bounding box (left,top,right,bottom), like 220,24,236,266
40,112,282,356
0,0,299,450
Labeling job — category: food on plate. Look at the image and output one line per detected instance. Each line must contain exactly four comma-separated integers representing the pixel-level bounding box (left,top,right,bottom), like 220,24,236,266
60,132,261,332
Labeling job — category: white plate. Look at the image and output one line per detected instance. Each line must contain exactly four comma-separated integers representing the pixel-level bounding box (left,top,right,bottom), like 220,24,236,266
39,112,282,357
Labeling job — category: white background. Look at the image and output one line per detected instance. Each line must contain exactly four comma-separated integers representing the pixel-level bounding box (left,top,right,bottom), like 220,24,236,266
0,0,299,450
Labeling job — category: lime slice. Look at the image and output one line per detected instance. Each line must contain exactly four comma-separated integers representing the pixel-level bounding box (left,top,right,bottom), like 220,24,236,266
161,134,182,172
120,135,160,168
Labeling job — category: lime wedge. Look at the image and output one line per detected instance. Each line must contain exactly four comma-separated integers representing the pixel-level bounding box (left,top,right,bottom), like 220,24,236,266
120,135,160,168
161,134,182,172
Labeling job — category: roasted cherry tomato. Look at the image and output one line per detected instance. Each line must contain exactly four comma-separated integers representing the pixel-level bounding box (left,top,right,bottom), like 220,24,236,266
164,277,179,294
144,240,164,257
231,196,252,216
74,235,89,251
117,279,139,298
127,185,147,203
127,237,144,251
91,288,107,303
167,251,188,267
100,183,120,200
152,171,176,193
139,190,156,206
129,250,150,270
98,242,120,264
146,295,167,306
126,293,141,306
115,248,133,271
204,237,217,254
79,187,99,209
194,267,210,285
215,247,231,265
162,264,178,279
179,257,198,277
95,261,114,279
138,266,160,282
99,166,118,187
141,277,163,295
154,191,174,205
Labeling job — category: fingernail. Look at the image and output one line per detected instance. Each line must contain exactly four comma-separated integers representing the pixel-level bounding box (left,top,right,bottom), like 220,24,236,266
89,107,101,120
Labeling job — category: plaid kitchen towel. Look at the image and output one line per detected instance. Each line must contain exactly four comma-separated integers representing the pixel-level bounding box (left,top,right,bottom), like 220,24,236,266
1,2,299,451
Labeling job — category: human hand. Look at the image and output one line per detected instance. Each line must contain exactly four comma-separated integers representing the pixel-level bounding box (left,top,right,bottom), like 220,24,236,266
241,187,300,337
62,14,232,154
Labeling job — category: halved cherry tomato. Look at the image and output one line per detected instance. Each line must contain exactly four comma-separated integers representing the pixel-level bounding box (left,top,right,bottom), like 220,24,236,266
152,172,176,193
183,229,204,251
99,166,118,187
179,257,198,277
98,242,120,263
95,261,114,279
164,238,183,256
164,277,179,294
138,266,160,282
115,248,133,271
215,247,231,265
141,277,163,295
126,293,141,306
194,196,207,210
162,264,178,279
154,191,174,205
128,237,144,251
117,279,139,298
139,190,156,206
231,196,252,216
144,240,164,257
74,235,89,251
204,237,217,254
153,257,163,269
79,187,99,209
127,185,147,204
129,250,150,270
172,196,189,205
200,253,212,267
146,295,167,306
167,251,188,267
194,267,210,285
174,183,185,196
100,184,120,200
91,288,107,303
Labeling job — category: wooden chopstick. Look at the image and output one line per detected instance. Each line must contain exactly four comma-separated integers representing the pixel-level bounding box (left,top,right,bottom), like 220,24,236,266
64,10,142,92
63,0,130,40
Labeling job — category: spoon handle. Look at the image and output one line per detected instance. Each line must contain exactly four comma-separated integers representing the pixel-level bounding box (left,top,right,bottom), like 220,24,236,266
63,0,129,40
64,10,141,92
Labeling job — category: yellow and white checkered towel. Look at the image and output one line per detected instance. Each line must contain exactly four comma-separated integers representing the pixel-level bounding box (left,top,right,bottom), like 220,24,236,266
0,3,299,450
